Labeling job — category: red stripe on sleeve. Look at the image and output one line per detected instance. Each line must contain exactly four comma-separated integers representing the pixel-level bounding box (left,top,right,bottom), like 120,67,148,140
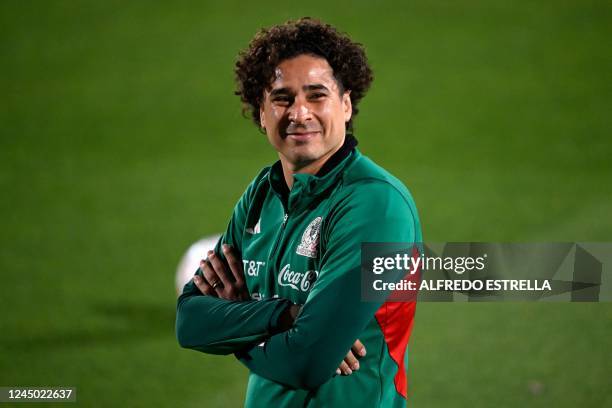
375,246,420,398
375,300,416,398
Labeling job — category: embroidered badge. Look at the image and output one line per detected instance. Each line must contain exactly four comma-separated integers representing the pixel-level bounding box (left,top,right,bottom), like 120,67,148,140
296,217,322,258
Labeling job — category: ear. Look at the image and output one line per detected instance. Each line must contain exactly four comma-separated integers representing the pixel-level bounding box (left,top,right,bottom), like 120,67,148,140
259,105,266,130
342,90,352,123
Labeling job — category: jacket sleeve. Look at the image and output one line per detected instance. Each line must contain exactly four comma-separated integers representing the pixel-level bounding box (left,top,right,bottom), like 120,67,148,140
175,168,292,355
236,181,419,389
176,277,292,354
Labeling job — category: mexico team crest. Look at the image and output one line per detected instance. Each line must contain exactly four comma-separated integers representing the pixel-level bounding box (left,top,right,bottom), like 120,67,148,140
296,217,322,258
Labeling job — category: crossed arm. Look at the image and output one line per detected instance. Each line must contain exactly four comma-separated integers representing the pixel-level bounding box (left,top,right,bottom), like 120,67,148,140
175,247,291,354
175,244,365,376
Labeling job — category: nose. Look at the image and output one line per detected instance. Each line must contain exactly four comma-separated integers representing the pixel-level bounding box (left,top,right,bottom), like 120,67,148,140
287,97,312,123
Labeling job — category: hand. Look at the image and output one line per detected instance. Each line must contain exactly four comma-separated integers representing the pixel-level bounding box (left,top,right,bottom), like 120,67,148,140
192,244,250,301
336,339,366,376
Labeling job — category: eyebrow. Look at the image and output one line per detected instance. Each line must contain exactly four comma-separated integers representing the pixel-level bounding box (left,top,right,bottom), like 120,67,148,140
304,84,330,92
269,83,330,97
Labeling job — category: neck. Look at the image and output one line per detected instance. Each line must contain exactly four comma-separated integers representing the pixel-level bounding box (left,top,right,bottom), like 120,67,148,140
280,138,345,189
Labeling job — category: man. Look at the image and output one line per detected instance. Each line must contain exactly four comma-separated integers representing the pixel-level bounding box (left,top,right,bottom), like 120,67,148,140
176,18,422,407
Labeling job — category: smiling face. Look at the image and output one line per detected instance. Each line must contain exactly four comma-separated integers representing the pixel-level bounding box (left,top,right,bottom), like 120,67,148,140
260,54,352,173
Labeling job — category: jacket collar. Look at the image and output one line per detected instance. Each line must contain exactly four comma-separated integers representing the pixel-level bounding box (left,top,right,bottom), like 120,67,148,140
269,135,359,213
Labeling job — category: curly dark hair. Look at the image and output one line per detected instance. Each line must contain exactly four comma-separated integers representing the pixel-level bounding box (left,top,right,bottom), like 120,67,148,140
235,17,373,134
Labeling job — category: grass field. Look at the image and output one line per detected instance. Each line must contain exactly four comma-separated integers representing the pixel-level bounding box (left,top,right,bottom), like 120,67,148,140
1,1,611,407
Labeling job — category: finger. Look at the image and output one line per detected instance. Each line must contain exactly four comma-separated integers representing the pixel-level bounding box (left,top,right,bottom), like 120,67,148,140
351,339,366,357
343,351,360,371
338,361,352,376
222,244,246,285
200,259,224,296
207,250,232,286
222,245,250,300
193,273,215,296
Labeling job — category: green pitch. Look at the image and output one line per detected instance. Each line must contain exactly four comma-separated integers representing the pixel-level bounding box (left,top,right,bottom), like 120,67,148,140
1,1,610,407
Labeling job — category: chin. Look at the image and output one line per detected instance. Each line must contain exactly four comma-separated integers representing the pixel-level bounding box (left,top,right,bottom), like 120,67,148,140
288,147,322,165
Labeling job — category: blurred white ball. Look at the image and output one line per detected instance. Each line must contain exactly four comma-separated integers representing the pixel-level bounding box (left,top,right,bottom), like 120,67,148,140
175,234,221,295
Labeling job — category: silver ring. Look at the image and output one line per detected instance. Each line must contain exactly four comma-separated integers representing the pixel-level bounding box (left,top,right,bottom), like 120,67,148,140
211,280,221,289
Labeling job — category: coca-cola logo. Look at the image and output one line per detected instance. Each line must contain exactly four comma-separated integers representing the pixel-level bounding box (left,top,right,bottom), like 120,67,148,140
278,264,319,292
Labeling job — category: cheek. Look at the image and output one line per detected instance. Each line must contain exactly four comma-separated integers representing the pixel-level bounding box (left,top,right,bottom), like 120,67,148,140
319,102,344,132
265,107,285,131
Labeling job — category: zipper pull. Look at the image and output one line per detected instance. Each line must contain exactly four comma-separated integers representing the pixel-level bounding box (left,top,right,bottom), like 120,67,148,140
283,214,288,224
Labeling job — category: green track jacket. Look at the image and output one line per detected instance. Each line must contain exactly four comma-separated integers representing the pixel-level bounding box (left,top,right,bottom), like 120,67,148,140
176,138,422,407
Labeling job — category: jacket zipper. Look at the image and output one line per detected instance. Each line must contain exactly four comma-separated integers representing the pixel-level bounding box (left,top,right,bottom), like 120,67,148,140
269,213,289,264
